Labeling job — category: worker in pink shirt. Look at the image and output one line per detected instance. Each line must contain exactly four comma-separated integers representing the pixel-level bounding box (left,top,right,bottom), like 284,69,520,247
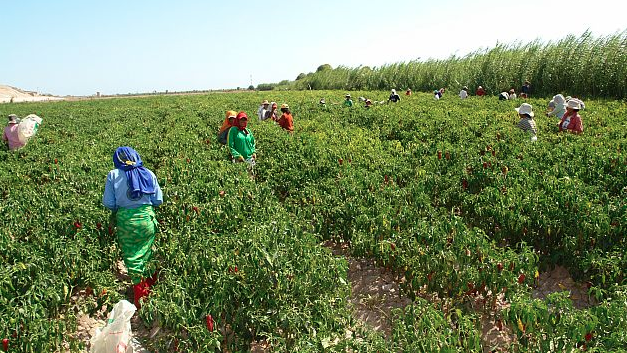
3,114,26,150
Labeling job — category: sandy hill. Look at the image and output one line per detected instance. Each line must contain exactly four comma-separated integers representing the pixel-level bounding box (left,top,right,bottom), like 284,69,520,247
0,84,64,103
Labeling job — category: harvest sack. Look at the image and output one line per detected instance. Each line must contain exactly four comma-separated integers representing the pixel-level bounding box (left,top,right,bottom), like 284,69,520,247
17,114,42,144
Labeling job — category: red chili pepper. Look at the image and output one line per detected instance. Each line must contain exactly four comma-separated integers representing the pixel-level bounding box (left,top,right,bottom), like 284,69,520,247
497,263,503,272
2,338,8,352
74,221,82,229
96,222,102,230
338,158,343,165
437,151,442,160
585,332,593,341
192,206,199,215
518,273,526,284
206,314,214,332
54,158,58,164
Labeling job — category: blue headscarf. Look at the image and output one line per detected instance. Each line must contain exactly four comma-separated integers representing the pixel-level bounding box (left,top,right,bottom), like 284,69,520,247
113,147,156,199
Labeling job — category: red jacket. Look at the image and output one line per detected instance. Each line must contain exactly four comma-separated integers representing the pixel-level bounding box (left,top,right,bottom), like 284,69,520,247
559,111,583,134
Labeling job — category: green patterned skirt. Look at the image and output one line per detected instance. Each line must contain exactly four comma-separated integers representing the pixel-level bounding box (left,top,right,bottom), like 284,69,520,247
116,205,158,284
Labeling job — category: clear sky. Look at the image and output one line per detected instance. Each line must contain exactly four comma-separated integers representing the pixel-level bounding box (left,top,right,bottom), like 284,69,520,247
1,0,625,96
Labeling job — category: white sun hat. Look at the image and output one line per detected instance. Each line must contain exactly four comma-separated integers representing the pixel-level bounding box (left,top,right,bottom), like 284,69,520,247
515,103,534,117
566,99,582,110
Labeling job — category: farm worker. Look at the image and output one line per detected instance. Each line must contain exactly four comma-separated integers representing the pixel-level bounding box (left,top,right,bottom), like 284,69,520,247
521,81,531,98
264,102,279,121
228,111,256,164
405,88,412,96
498,91,510,101
388,89,401,103
476,86,486,96
515,103,538,141
365,99,373,109
343,94,353,107
218,110,237,145
509,89,517,99
102,146,163,308
278,103,294,132
547,94,566,118
558,99,584,134
459,86,469,99
319,98,326,106
257,100,270,121
2,114,25,151
433,90,441,100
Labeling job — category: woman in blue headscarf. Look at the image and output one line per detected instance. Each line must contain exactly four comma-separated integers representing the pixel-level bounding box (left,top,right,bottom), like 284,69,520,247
103,146,163,308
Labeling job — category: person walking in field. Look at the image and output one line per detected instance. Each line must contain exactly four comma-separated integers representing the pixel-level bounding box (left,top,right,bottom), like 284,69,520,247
2,114,25,151
228,111,257,165
515,103,538,141
218,110,237,144
257,100,270,121
459,86,469,99
278,104,294,132
476,86,486,96
343,94,353,107
547,94,566,119
558,99,584,134
102,146,163,308
388,89,401,103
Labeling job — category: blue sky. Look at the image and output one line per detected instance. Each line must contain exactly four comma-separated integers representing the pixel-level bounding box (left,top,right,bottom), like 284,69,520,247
1,0,625,96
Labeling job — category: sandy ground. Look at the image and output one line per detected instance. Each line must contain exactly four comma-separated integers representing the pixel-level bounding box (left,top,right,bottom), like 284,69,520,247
0,85,64,103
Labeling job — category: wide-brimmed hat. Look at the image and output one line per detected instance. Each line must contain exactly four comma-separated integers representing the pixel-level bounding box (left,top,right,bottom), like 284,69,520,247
236,111,248,119
8,114,18,123
565,99,582,110
271,102,277,108
366,99,372,104
509,89,515,93
391,89,396,94
553,94,565,104
345,94,351,98
462,86,468,90
319,99,326,104
262,100,269,105
515,103,534,117
281,103,289,109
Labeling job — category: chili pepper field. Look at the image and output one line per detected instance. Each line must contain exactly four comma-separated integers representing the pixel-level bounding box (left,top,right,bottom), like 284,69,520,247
0,91,626,352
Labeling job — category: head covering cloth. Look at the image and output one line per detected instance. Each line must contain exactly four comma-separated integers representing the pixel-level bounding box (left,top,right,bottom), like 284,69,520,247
113,147,156,199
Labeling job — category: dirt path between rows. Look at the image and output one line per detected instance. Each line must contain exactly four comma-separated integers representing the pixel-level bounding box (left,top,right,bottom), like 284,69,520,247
70,248,595,352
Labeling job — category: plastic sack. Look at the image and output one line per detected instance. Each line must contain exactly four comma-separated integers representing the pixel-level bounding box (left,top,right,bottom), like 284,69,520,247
17,114,42,144
90,300,137,353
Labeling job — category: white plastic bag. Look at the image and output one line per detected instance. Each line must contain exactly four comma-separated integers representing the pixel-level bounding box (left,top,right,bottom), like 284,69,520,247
90,300,137,353
17,114,42,144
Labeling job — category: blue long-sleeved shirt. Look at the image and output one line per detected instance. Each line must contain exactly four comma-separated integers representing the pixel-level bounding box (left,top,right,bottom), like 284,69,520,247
102,168,163,211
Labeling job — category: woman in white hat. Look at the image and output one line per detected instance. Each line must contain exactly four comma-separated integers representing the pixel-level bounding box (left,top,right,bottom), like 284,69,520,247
547,94,566,119
343,94,353,107
459,86,469,99
388,89,401,103
558,99,584,134
515,103,538,140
